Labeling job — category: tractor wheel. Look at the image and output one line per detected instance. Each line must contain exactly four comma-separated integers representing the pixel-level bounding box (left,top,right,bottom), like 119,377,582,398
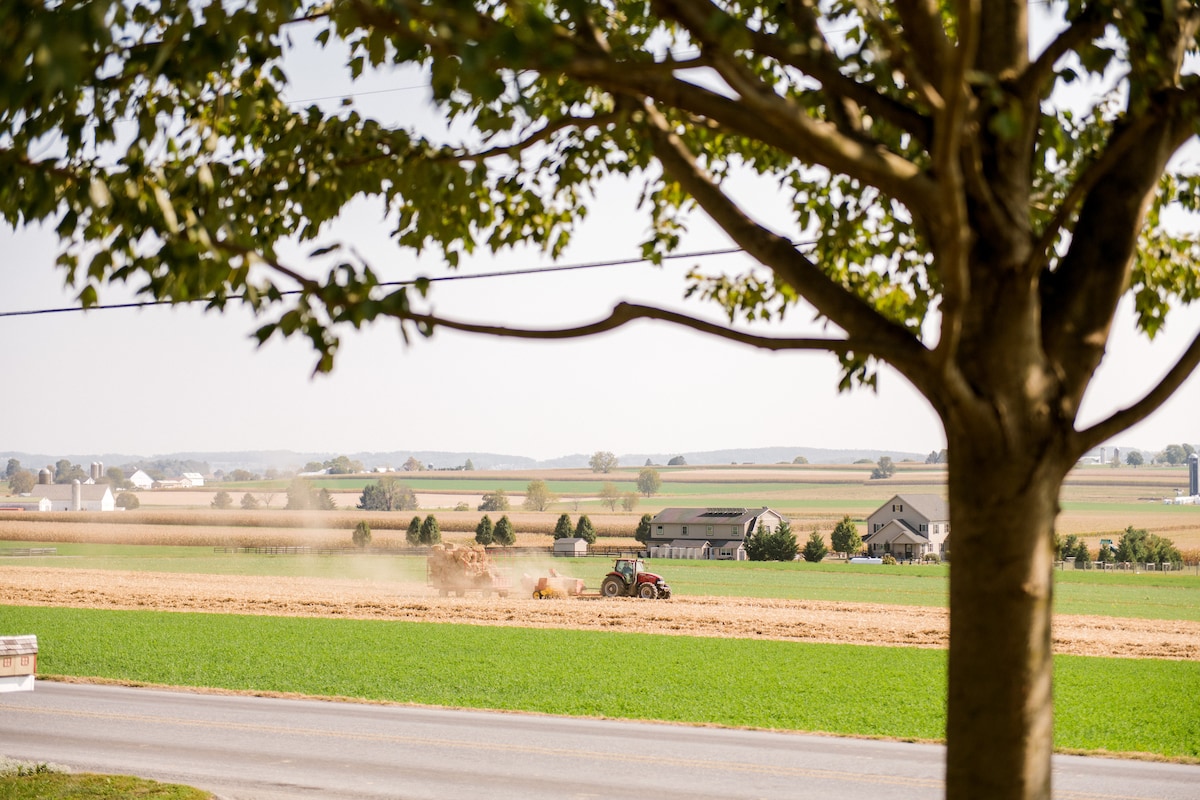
636,582,659,600
600,576,625,598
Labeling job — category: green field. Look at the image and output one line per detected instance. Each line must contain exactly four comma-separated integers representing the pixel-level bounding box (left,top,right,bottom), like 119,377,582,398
3,605,1196,759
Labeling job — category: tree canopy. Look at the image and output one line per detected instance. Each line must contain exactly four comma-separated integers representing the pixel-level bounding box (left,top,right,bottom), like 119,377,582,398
588,451,619,473
8,2,1200,797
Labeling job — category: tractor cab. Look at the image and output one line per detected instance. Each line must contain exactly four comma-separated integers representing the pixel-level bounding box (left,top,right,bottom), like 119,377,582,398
600,557,671,599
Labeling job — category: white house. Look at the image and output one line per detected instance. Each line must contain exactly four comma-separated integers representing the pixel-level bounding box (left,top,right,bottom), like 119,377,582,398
180,472,206,487
28,483,116,512
128,469,154,490
862,494,950,561
647,507,789,560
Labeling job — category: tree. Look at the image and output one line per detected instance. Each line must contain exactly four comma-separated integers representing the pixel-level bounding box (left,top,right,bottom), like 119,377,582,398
464,459,475,471
493,516,516,548
114,492,140,509
317,488,337,510
4,458,19,478
620,492,639,512
598,482,621,511
802,530,829,563
636,468,662,498
1160,444,1188,465
358,478,418,511
1126,451,1145,467
553,513,574,540
746,520,799,562
870,456,896,480
105,466,129,488
7,469,34,495
830,516,863,559
419,515,441,546
324,455,363,475
667,456,687,466
284,478,320,510
403,457,425,472
522,480,556,512
229,470,259,483
574,515,597,545
211,490,233,510
352,521,371,548
792,456,808,465
240,493,260,510
589,451,619,473
474,515,494,546
634,514,653,545
478,489,510,512
17,4,1200,796
406,516,422,546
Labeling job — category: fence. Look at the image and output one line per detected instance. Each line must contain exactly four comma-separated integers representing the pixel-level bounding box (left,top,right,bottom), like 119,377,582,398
0,547,57,557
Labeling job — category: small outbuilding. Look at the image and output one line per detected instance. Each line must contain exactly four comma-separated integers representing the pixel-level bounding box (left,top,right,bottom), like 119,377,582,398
0,635,37,693
553,537,589,557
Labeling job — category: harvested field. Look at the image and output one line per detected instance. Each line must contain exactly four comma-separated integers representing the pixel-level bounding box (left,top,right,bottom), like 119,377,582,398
3,566,1196,661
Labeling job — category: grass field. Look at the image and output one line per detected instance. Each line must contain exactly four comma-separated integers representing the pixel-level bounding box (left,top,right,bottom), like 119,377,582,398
4,605,1196,760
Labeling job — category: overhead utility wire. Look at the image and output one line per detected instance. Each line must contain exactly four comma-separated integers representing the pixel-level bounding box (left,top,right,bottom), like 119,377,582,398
0,242,813,319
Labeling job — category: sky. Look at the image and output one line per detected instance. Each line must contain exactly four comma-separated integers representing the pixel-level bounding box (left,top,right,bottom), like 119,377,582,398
3,15,1200,463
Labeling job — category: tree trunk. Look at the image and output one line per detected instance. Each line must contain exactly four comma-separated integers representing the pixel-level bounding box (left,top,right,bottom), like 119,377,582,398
944,437,1070,800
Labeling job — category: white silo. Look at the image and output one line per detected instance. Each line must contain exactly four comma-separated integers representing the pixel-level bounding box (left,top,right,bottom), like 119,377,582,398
71,479,82,511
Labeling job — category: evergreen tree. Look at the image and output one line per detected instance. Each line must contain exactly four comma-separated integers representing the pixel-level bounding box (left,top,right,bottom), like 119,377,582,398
406,515,422,546
801,529,828,563
211,490,233,510
493,516,516,547
475,515,494,546
553,513,574,540
574,514,597,545
634,513,653,544
240,493,259,510
420,515,441,545
352,521,371,548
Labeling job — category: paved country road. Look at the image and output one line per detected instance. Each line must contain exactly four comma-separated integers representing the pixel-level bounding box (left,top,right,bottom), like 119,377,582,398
1,683,1197,800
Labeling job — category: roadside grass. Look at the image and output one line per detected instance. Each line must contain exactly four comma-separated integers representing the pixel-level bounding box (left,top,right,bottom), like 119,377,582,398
3,606,1197,760
0,772,211,799
5,544,1200,620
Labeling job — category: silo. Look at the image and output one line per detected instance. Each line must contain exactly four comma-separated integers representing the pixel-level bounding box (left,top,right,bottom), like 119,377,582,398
71,479,82,512
1189,453,1198,497
90,462,103,481
38,468,52,485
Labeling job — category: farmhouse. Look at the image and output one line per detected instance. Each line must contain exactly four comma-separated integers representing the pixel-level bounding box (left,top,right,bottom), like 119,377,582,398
28,482,116,512
181,472,206,487
647,507,789,560
862,494,950,561
128,469,154,489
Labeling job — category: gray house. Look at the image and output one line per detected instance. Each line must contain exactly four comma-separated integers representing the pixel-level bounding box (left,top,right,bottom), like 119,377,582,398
862,494,950,561
647,507,788,560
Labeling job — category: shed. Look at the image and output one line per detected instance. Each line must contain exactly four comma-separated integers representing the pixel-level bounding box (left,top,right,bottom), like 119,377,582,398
553,537,589,557
0,635,37,693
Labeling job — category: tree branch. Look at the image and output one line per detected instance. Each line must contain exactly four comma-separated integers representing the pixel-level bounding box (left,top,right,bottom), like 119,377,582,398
637,99,933,382
1075,326,1200,451
440,112,624,163
407,300,890,355
1014,6,1109,105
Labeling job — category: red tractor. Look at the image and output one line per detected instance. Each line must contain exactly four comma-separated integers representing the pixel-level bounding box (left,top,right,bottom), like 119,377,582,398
599,558,672,599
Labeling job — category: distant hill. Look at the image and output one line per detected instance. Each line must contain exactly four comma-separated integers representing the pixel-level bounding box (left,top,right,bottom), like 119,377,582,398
2,446,931,474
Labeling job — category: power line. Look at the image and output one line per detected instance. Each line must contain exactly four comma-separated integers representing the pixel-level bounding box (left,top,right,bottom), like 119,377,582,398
0,242,807,319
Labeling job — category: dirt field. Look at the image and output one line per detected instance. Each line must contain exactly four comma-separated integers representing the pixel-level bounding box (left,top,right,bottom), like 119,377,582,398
3,566,1196,661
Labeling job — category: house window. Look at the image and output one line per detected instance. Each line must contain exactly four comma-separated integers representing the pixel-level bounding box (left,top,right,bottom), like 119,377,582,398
682,525,688,536
920,524,927,532
730,526,738,536
656,526,663,535
706,525,713,535
761,525,771,534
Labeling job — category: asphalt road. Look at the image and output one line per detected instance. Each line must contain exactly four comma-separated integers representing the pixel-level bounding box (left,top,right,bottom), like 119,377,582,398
1,682,1197,799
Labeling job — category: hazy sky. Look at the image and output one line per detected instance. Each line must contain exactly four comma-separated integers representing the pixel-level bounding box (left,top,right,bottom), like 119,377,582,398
3,19,1200,462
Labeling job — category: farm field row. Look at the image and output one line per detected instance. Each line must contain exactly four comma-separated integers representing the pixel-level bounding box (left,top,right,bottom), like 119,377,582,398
4,605,1197,761
4,544,1199,620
